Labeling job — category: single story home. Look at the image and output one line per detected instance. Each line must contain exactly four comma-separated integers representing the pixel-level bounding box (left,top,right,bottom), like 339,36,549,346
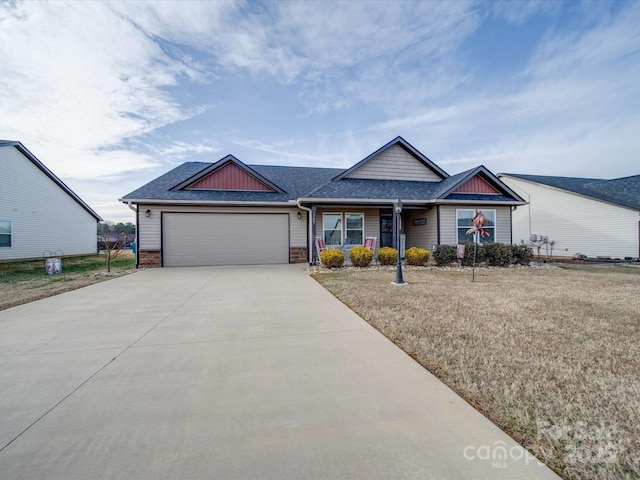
498,173,640,259
0,141,102,261
121,137,525,267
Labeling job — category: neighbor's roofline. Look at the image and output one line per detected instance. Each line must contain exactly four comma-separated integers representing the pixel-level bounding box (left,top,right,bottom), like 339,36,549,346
1,141,103,221
497,173,640,212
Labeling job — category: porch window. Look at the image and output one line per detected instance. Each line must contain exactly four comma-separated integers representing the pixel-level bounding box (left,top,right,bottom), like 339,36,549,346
323,213,342,246
0,220,11,247
457,209,495,243
345,213,364,245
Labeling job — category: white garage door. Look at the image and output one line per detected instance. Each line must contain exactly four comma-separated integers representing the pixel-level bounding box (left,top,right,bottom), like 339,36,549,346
163,213,289,266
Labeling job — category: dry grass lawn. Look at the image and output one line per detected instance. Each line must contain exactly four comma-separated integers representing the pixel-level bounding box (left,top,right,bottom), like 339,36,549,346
313,265,640,480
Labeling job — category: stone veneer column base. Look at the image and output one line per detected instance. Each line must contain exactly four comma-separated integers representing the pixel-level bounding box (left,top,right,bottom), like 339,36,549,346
139,250,161,268
289,247,308,264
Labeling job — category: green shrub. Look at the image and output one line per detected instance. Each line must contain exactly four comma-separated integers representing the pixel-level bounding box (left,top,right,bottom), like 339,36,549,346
320,248,344,268
349,246,374,267
377,246,398,266
433,244,456,266
482,242,512,267
405,247,430,266
511,244,534,265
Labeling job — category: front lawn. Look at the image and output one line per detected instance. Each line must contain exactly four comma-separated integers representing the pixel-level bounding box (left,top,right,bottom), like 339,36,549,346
0,252,136,311
313,266,640,480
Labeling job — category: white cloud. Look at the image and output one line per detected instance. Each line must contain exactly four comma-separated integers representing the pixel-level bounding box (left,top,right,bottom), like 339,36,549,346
0,1,204,178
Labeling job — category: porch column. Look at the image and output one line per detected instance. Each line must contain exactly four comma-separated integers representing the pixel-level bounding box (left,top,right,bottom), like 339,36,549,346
392,206,397,249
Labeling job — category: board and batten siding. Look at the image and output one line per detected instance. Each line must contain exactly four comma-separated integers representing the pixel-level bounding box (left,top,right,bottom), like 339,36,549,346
501,176,639,258
345,145,442,182
0,146,97,260
138,205,306,251
439,205,512,245
314,208,380,251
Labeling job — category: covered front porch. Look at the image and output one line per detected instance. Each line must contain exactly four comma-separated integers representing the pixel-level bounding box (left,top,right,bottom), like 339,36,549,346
307,203,438,264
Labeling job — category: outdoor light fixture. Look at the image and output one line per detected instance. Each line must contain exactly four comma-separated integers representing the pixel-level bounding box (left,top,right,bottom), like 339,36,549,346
297,211,302,220
392,199,407,286
145,209,151,218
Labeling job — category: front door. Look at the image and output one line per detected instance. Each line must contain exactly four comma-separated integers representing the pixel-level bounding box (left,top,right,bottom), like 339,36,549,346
381,214,393,248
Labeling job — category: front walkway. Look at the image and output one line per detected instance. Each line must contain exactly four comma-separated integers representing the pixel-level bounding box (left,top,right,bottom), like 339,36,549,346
0,265,559,479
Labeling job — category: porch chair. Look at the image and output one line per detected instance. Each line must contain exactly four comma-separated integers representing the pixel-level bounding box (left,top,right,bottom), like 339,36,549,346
315,237,326,263
364,236,376,252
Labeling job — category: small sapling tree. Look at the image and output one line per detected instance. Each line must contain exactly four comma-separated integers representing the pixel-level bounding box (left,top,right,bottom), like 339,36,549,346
98,232,126,273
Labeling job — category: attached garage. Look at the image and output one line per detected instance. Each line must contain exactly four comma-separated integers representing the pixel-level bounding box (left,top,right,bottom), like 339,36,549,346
162,213,289,267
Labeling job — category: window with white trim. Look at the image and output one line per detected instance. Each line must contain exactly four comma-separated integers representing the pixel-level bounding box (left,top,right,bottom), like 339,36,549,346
456,209,495,243
345,213,364,246
323,213,342,246
0,220,11,248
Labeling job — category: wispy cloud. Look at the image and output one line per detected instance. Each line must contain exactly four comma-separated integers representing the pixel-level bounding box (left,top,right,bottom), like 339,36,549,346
0,1,204,178
366,2,640,178
2,0,638,223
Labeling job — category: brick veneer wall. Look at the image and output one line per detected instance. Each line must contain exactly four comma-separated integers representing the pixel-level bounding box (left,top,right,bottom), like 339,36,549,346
139,250,161,268
289,247,307,264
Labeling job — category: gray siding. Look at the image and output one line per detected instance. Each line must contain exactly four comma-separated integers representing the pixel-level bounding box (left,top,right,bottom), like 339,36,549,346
501,176,639,258
0,146,97,260
439,205,512,245
346,145,442,181
404,209,438,250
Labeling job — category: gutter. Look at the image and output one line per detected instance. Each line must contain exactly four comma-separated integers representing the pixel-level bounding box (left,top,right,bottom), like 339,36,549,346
118,199,294,207
296,197,526,206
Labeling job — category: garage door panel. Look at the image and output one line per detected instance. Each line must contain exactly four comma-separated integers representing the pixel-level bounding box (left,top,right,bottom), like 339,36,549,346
163,213,289,266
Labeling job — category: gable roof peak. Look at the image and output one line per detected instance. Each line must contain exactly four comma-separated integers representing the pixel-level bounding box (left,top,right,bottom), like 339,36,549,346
333,136,449,182
170,154,286,193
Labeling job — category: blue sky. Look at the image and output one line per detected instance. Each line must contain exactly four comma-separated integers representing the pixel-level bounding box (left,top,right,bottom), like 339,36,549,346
1,0,639,223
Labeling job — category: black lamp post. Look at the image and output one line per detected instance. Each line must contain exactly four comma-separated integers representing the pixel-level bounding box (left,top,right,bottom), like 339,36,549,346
392,198,406,286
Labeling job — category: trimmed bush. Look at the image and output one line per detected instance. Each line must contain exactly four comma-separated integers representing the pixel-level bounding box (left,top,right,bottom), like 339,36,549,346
377,246,398,266
349,246,374,267
482,242,512,267
433,244,456,266
320,248,344,268
511,244,534,265
405,247,430,266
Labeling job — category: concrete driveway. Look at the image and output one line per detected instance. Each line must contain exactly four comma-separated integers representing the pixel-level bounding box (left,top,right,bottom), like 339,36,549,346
0,265,559,479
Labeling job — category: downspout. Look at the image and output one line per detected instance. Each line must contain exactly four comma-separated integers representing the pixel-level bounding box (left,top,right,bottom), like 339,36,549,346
127,201,139,268
296,200,313,264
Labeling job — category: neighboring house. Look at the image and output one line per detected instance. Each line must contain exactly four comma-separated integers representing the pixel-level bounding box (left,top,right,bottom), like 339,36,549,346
120,137,525,267
498,173,640,259
0,141,102,261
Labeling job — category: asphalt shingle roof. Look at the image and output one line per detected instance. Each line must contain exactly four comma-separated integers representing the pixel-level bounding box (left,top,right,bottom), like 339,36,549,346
121,163,344,202
123,159,525,205
503,173,640,211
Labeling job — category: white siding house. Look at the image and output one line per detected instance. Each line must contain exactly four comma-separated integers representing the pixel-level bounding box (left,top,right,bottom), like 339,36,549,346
0,141,102,261
499,174,640,259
